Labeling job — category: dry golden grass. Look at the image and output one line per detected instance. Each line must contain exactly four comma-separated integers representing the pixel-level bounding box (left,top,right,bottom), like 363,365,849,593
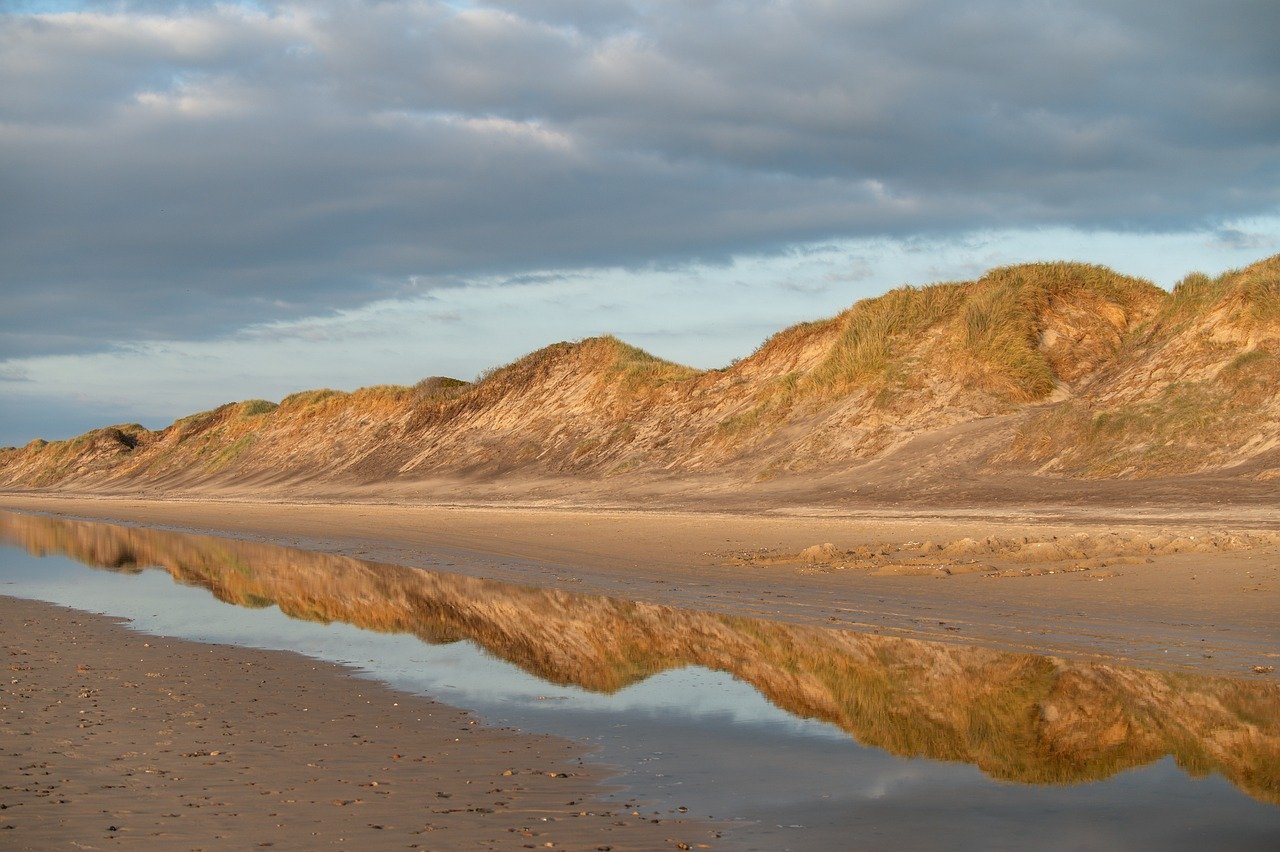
1156,255,1280,330
473,336,699,396
412,376,470,400
600,336,701,388
794,261,1157,403
805,283,965,392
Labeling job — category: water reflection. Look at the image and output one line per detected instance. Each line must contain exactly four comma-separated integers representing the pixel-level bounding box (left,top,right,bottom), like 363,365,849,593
2,510,1278,808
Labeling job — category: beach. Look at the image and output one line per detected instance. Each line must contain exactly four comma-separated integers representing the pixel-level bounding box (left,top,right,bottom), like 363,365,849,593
0,596,712,850
1,494,1276,676
0,494,1278,849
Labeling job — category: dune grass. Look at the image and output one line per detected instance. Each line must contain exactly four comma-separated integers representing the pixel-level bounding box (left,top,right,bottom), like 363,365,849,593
796,262,1158,403
238,399,278,417
1157,255,1280,329
474,336,698,394
601,336,700,389
413,376,470,400
806,283,966,391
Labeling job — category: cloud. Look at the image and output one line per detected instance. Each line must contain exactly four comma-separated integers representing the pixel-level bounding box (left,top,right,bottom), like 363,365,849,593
0,364,32,383
1209,228,1274,251
0,0,1278,360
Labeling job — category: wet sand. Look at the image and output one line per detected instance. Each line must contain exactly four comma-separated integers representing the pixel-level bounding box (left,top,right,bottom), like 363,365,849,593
0,596,713,851
1,494,1276,676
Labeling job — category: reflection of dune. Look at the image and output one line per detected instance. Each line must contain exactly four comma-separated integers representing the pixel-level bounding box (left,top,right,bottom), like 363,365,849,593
3,511,1278,804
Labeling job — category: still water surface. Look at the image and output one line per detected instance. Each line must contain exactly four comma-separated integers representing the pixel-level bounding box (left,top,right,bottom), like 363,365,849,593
1,509,1278,850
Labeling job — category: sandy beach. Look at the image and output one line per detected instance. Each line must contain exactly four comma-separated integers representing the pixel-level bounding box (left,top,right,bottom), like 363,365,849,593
1,494,1276,676
1,493,1276,849
0,595,715,850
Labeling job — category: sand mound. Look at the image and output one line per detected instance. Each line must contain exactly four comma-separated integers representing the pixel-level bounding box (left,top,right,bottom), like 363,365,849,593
799,543,844,563
726,527,1280,578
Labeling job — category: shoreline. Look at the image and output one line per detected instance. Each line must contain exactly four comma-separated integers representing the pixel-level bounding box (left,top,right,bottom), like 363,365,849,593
1,493,1277,677
0,595,714,850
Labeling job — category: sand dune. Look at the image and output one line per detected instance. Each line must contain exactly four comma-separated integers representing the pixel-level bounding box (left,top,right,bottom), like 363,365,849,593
2,255,1277,506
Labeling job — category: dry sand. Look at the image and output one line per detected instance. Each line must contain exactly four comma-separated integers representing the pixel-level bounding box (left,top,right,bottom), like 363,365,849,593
1,494,1276,676
0,596,715,851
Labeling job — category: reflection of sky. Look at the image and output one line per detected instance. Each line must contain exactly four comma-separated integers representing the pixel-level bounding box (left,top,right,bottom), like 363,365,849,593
3,543,1279,851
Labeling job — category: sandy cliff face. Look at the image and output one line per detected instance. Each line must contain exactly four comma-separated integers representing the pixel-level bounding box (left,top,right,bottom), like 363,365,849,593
3,511,1278,803
1,255,1276,497
1003,256,1280,478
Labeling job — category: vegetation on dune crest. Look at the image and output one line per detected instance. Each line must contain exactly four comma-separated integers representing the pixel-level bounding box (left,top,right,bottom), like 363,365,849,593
600,336,701,388
1004,276,1280,478
791,261,1157,402
807,283,966,391
1158,255,1280,331
413,376,469,400
958,262,1158,399
280,388,346,407
474,336,699,393
238,399,278,417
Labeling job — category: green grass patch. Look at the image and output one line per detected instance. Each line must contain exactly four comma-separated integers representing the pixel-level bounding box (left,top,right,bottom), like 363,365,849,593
205,433,257,473
280,389,345,407
413,376,470,400
239,399,278,417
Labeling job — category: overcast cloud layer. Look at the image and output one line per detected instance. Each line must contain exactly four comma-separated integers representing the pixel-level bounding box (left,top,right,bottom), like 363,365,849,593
1,1,1278,443
4,0,1279,354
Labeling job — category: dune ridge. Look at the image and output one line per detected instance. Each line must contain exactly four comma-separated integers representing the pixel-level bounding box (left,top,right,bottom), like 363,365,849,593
3,255,1278,501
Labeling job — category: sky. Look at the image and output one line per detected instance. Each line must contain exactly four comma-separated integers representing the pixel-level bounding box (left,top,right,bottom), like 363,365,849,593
1,0,1278,446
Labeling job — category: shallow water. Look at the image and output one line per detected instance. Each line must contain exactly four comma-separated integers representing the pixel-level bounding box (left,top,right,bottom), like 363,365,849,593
1,509,1278,850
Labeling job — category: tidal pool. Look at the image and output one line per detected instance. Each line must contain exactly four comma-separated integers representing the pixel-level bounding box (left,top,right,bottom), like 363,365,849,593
2,509,1278,850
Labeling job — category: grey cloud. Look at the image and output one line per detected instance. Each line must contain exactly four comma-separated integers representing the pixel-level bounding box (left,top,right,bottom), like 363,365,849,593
0,0,1277,359
0,364,33,383
1209,228,1274,251
0,387,167,447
